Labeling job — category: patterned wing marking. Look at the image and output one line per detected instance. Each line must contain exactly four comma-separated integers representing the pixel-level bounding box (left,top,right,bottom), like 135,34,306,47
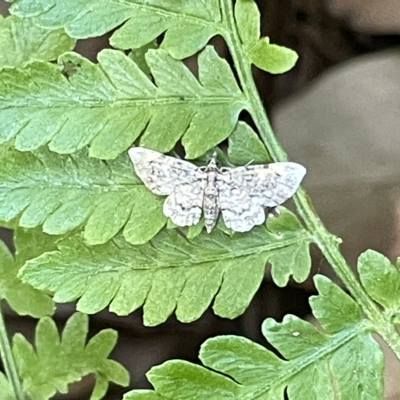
128,147,203,196
224,162,306,207
217,177,265,232
163,181,206,228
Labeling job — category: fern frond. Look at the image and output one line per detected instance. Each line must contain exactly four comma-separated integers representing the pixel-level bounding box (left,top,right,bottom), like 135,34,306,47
0,372,14,400
0,47,244,160
0,15,75,70
19,209,312,326
124,276,383,399
0,232,54,318
11,0,221,59
357,250,400,314
13,313,129,400
0,145,166,244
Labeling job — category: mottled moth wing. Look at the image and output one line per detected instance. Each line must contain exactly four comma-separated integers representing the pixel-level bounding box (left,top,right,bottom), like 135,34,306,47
128,147,203,195
217,177,265,232
163,181,206,227
224,162,306,208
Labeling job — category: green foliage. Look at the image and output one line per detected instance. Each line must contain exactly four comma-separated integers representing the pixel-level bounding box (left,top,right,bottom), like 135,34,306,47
309,275,362,332
0,144,167,245
1,1,396,400
0,15,75,70
128,40,158,77
0,372,14,400
4,0,297,163
19,209,312,326
227,121,271,164
124,276,384,399
267,209,312,286
11,0,221,59
0,47,244,160
233,0,298,74
249,39,299,74
358,250,400,313
234,0,260,46
0,233,54,318
109,0,220,59
12,312,129,399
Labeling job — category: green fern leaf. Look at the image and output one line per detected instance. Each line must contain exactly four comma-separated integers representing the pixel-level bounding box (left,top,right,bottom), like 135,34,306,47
124,391,161,400
227,121,271,165
0,145,166,245
128,40,158,78
267,210,312,286
249,38,299,74
234,0,260,46
0,15,75,70
0,372,14,400
11,0,221,59
358,250,400,313
0,231,54,318
310,275,362,332
0,47,245,159
19,209,312,326
14,228,59,267
124,276,384,399
12,312,129,400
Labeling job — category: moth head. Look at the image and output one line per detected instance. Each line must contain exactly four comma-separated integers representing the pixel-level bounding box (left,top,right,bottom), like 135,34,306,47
206,151,221,170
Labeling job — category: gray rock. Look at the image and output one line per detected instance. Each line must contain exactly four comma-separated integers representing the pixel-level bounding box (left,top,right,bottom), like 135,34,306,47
328,0,400,34
272,49,400,268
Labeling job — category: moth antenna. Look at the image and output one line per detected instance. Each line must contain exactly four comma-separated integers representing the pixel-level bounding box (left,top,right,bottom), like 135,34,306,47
244,159,254,167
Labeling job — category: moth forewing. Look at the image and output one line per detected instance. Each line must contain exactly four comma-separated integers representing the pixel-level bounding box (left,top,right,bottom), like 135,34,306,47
128,147,203,196
224,161,306,208
266,162,307,205
268,162,307,186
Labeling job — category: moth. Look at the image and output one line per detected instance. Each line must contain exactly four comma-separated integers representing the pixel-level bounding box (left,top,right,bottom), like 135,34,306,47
128,147,306,233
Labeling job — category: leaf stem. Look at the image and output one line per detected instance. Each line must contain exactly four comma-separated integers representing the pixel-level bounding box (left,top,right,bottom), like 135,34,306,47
0,301,25,400
220,0,400,359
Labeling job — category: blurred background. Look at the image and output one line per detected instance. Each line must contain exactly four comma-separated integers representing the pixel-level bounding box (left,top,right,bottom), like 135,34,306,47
1,0,400,398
